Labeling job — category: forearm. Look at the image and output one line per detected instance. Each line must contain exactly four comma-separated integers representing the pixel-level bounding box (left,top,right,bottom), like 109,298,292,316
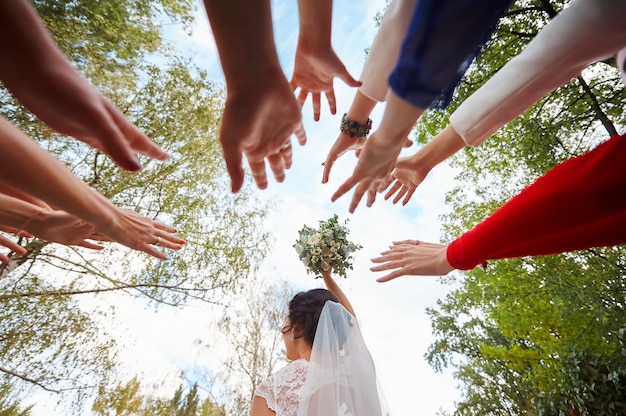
203,0,282,88
322,271,356,317
0,117,116,228
0,183,51,209
0,193,43,231
447,133,626,270
0,0,95,115
407,124,466,172
297,0,332,49
344,91,377,125
375,91,424,150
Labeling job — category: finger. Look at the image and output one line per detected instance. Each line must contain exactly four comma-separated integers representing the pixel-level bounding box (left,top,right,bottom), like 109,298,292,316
376,270,403,283
331,176,359,203
88,233,115,242
267,152,286,183
221,141,245,193
77,240,105,250
366,188,376,208
312,93,321,122
384,181,402,200
248,159,269,190
348,183,369,213
105,100,171,161
337,69,362,88
325,90,337,115
296,89,308,109
322,151,339,184
293,123,307,146
392,187,408,205
141,244,169,261
150,221,178,234
280,142,294,169
95,123,143,172
392,240,419,246
155,233,185,250
17,230,35,238
402,188,416,206
0,235,27,255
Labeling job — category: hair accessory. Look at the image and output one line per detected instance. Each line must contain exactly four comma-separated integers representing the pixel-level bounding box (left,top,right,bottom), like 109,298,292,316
340,113,372,138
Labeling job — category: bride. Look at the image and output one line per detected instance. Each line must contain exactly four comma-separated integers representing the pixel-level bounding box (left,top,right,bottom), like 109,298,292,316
251,269,390,416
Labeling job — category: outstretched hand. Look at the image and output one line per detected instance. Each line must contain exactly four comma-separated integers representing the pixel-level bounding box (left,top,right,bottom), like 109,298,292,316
95,209,185,260
290,45,361,121
323,134,412,185
382,156,430,206
331,131,405,212
322,133,366,184
220,74,307,193
0,234,28,263
24,91,170,172
370,240,453,281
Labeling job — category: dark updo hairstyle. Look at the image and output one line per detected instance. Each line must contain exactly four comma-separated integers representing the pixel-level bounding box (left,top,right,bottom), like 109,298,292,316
288,288,339,347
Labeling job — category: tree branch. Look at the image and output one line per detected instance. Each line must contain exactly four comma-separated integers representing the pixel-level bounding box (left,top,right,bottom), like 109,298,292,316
576,75,619,137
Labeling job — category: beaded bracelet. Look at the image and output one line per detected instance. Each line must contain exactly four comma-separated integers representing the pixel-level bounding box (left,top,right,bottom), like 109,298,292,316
340,113,372,138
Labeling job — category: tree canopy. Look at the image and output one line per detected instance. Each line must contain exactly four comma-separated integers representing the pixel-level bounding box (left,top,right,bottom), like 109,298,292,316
421,1,626,414
0,0,271,411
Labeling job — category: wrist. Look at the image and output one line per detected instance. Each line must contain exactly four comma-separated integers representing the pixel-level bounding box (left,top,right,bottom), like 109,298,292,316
18,207,46,235
340,113,372,138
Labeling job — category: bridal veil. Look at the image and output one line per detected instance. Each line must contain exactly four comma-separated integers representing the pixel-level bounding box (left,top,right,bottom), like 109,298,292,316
298,301,390,416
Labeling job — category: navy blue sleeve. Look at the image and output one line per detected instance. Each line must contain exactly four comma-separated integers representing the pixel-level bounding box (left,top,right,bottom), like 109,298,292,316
388,0,512,109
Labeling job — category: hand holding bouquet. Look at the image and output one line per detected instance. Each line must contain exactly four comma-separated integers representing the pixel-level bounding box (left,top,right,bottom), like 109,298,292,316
293,214,362,279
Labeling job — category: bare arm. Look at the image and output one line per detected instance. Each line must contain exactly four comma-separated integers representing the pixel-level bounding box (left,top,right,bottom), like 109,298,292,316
0,0,168,171
202,0,306,192
291,0,361,121
321,270,356,317
332,91,424,212
249,396,275,416
0,117,183,259
383,124,466,205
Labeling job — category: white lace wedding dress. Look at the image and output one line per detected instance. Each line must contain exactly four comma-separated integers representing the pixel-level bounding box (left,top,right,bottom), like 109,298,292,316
255,359,309,416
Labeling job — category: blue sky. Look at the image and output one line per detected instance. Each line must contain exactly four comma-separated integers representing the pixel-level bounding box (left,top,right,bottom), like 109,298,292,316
25,1,464,415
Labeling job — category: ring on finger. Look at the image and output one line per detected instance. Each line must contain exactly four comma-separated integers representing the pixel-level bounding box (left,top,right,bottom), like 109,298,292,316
281,141,291,150
154,236,162,246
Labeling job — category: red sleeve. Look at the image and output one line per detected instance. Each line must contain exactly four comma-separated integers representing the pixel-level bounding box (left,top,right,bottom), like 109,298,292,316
447,133,626,270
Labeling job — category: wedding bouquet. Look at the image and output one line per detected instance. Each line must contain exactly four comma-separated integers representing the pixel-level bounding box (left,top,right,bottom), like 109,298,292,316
293,214,362,279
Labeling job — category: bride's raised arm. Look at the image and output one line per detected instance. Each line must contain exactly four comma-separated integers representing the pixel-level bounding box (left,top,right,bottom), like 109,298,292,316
321,269,356,317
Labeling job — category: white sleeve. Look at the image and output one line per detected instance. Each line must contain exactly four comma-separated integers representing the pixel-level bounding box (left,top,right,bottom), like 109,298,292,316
358,0,419,102
450,0,626,147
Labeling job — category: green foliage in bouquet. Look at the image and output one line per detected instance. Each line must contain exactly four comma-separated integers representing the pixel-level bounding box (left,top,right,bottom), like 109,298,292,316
293,214,362,279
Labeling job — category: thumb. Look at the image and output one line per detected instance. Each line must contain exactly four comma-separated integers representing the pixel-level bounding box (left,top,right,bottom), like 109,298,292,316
337,67,362,88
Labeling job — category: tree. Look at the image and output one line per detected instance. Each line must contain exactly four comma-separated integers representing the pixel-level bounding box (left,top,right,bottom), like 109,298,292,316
0,383,33,416
193,275,294,415
0,0,271,410
92,377,224,415
420,0,626,414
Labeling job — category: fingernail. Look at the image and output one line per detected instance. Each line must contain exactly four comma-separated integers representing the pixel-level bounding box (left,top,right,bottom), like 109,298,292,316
127,157,142,172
